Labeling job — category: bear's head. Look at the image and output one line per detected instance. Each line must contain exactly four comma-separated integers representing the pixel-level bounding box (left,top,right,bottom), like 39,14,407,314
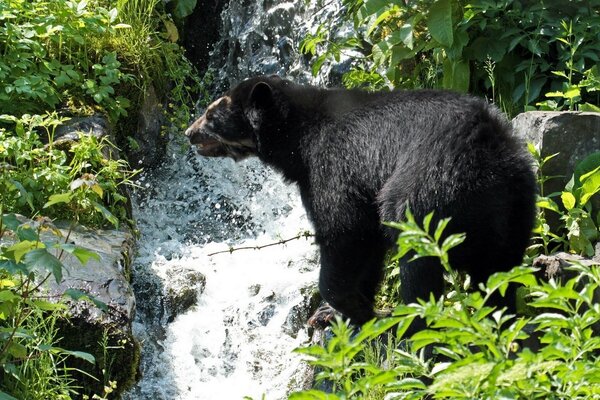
185,75,292,161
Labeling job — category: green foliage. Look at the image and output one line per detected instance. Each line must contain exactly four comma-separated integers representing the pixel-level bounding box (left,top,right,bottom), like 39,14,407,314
293,211,600,399
0,213,104,399
529,146,600,257
0,113,138,228
301,0,600,115
0,0,134,121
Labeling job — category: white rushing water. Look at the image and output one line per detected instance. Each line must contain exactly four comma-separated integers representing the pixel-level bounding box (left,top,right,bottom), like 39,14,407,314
125,139,320,399
124,0,351,398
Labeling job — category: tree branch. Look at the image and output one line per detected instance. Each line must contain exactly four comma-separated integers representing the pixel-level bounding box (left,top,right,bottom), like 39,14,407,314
207,231,314,256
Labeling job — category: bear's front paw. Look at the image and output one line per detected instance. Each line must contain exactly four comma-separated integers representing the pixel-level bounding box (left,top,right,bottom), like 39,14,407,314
308,303,340,329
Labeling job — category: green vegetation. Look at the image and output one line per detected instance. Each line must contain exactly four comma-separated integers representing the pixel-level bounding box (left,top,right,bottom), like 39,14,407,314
0,0,197,397
301,0,600,115
292,190,600,399
0,213,103,400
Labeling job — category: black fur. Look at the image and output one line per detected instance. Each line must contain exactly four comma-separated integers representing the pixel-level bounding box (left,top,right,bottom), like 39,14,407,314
186,76,537,325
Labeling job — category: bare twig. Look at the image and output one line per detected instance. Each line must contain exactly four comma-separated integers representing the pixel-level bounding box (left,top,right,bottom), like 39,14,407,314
207,231,314,256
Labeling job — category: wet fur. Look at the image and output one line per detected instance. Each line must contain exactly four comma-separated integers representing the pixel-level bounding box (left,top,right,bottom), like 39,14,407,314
186,76,537,324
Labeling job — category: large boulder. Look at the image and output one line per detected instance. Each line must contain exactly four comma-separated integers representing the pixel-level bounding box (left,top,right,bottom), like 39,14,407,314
42,221,139,399
512,111,600,196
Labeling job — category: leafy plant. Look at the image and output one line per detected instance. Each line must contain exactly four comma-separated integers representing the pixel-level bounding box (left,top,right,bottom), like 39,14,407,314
0,212,103,399
0,113,138,228
301,0,600,115
529,146,600,257
292,211,600,399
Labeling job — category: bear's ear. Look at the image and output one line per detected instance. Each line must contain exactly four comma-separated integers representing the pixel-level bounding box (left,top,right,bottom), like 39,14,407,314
249,81,274,110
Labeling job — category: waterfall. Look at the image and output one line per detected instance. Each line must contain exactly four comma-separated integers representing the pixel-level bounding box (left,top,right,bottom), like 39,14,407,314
124,1,348,398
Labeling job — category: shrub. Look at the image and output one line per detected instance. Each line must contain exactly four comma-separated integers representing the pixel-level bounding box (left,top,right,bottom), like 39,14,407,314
292,210,600,399
301,0,600,116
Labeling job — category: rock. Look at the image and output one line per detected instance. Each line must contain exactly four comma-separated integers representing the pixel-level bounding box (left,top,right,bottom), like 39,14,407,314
282,283,321,338
532,251,600,282
127,85,167,169
38,219,139,399
512,111,600,197
181,0,228,71
47,114,120,160
163,266,206,322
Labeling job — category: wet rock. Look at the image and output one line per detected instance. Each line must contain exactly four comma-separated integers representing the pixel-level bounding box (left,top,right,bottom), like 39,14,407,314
181,0,229,71
283,283,321,338
163,266,206,322
46,114,120,160
33,219,139,399
128,85,167,169
258,303,277,326
512,111,600,196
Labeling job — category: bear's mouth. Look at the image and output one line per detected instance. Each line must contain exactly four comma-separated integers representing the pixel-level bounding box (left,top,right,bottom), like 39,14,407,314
194,137,230,157
192,135,257,161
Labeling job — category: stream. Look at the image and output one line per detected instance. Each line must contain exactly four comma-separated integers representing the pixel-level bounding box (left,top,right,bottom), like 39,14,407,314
123,1,348,398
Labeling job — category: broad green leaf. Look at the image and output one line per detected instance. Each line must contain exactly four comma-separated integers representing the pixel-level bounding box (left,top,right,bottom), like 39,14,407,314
5,240,44,263
91,201,119,227
43,192,73,208
30,300,66,311
23,248,64,283
0,290,19,302
442,59,469,91
55,244,101,265
174,0,197,19
0,260,28,275
64,288,108,311
0,214,20,231
536,197,561,213
6,341,26,359
163,19,179,43
561,191,576,210
52,348,95,364
580,102,600,112
9,180,34,211
580,168,600,205
427,0,453,47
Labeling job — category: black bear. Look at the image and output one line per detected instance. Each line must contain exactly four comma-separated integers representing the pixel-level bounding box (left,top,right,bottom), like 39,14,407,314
185,75,537,325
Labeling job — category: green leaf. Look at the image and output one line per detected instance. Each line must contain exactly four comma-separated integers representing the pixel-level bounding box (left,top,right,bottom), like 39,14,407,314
442,59,469,91
43,192,73,208
31,300,66,311
0,290,19,302
0,260,28,275
561,191,576,210
427,0,453,47
9,180,34,211
580,103,600,112
64,288,108,312
5,240,44,263
55,244,101,265
23,249,64,283
580,168,600,205
1,214,20,231
91,201,119,228
174,0,197,19
54,348,95,364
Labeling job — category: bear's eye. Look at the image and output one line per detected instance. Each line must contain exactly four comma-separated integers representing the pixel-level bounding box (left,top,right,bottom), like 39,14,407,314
205,109,214,120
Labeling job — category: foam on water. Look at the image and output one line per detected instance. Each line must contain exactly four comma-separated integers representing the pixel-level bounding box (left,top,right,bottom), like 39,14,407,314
124,138,319,399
